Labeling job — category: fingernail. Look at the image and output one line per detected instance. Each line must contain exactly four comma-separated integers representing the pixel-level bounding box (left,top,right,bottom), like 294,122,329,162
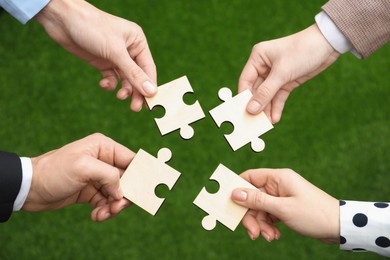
233,190,247,201
261,232,271,242
142,81,157,95
275,233,280,240
247,100,262,114
104,212,111,219
247,230,255,240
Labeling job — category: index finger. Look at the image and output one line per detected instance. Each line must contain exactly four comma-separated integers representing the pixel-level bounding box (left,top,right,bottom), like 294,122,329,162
83,133,135,170
239,168,280,188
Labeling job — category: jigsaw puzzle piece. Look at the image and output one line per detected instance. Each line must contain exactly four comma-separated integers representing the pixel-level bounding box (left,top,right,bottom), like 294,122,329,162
145,76,205,139
209,87,273,152
193,164,256,231
120,148,181,215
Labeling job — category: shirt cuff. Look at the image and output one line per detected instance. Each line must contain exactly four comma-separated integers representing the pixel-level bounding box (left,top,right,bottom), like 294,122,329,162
315,11,359,57
13,157,32,211
339,200,390,257
0,0,50,24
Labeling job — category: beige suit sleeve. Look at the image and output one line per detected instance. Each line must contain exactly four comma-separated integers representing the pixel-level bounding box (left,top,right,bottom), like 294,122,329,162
322,0,390,58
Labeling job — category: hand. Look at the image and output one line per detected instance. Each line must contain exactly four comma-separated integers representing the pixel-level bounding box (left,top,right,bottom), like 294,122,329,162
231,168,339,243
239,24,340,123
35,0,157,112
23,133,134,222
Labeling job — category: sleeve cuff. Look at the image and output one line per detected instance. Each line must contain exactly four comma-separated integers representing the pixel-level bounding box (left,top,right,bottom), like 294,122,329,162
0,0,51,24
340,200,390,257
13,157,32,211
315,11,360,58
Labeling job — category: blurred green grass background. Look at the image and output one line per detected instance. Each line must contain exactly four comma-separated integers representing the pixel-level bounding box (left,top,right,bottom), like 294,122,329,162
0,0,389,259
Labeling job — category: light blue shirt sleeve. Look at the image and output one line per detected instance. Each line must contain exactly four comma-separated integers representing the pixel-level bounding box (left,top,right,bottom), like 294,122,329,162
0,0,50,24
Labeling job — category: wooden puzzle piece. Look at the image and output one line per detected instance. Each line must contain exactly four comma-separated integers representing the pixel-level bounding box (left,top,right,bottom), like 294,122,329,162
193,164,256,231
120,148,181,215
209,88,273,152
145,76,205,139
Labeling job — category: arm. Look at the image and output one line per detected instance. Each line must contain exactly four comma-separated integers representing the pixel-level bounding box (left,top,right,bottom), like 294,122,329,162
0,152,22,222
0,0,49,24
11,133,134,222
239,0,389,120
340,200,390,256
322,0,390,58
231,169,390,257
34,0,157,112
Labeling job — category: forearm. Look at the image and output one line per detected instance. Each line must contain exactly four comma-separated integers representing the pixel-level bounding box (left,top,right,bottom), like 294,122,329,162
322,0,390,58
340,200,390,257
0,152,23,222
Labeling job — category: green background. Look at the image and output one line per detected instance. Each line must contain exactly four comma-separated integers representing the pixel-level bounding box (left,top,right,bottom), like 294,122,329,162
1,0,389,259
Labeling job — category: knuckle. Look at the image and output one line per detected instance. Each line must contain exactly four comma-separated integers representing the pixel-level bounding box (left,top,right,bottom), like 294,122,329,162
130,67,146,82
253,190,265,208
254,84,272,101
72,155,90,174
252,42,267,54
87,133,107,143
130,22,143,34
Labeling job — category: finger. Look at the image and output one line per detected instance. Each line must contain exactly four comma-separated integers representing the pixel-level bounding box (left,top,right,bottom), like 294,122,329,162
263,104,272,122
114,48,157,97
270,89,290,124
256,212,277,242
77,156,123,200
273,225,281,240
117,87,131,100
110,198,132,215
130,89,144,112
85,133,135,170
238,59,260,93
242,209,261,240
99,69,119,92
116,79,133,100
133,43,157,85
91,204,111,222
239,168,276,187
247,69,286,115
231,187,281,217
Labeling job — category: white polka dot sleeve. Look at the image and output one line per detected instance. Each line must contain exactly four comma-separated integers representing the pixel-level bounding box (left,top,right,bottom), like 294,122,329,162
340,200,390,257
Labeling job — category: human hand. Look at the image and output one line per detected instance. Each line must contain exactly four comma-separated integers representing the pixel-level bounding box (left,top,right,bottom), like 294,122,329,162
239,24,340,123
23,133,134,222
231,168,339,243
35,0,157,112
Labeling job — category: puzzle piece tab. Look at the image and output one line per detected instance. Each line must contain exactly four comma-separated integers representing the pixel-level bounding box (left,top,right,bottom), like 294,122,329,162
193,164,256,231
145,76,205,139
209,88,273,152
120,148,181,215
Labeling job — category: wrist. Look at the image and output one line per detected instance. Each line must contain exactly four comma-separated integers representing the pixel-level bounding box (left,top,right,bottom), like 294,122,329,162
22,155,44,212
330,198,341,244
34,0,66,25
308,23,339,58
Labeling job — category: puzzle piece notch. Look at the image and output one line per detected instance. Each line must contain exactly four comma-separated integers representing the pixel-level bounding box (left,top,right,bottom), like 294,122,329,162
193,164,256,231
210,87,273,152
120,148,181,215
145,76,205,140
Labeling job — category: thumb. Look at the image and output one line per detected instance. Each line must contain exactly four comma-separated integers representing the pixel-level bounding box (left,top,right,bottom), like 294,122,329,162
114,50,157,97
247,72,285,115
81,156,123,200
232,188,279,215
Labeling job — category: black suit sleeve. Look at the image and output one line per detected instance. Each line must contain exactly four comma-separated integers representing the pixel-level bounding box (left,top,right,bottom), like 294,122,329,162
0,151,22,222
